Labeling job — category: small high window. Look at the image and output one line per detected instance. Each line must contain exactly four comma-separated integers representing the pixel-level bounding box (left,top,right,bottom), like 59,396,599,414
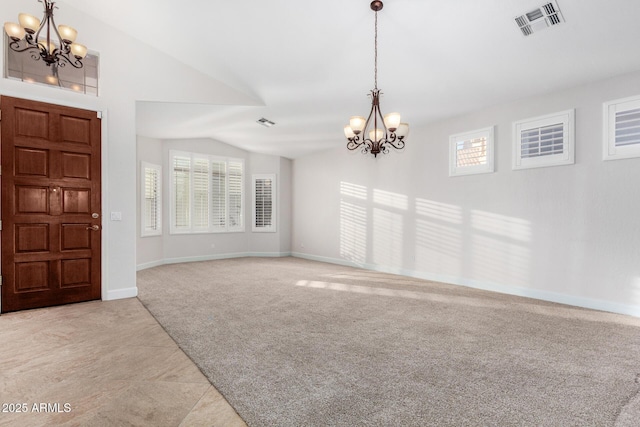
603,95,640,161
512,109,575,170
449,126,495,176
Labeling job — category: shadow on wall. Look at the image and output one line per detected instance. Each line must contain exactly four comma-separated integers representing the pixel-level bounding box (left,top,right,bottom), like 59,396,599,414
339,181,532,289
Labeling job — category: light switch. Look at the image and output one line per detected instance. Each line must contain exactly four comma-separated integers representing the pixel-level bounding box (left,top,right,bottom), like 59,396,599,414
110,211,122,221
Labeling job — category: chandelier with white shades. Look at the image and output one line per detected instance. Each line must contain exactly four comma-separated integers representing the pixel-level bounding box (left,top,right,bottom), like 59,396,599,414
344,1,409,157
4,0,88,69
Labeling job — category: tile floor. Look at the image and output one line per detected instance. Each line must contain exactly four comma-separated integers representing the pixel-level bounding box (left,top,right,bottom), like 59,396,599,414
0,298,246,427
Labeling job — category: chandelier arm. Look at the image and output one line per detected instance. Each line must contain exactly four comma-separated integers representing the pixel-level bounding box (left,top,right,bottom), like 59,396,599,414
361,90,379,141
47,7,71,54
54,51,83,69
8,39,37,53
383,133,406,151
374,93,389,137
33,1,53,47
347,136,365,151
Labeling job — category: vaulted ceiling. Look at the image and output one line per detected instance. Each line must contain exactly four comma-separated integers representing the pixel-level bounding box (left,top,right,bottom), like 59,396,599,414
62,0,640,158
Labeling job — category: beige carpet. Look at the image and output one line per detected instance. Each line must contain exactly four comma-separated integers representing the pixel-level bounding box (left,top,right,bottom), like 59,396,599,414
137,257,640,426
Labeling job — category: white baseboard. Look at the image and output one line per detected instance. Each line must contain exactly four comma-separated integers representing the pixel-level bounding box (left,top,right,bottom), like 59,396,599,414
291,252,640,318
105,286,138,301
136,252,293,271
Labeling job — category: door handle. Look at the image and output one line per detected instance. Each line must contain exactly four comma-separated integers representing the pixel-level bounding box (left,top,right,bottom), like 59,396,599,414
87,225,100,231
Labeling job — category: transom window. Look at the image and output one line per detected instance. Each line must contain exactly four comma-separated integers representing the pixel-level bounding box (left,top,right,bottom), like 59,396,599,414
5,35,99,95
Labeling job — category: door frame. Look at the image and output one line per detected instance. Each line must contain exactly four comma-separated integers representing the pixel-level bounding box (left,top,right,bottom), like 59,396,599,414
0,93,108,312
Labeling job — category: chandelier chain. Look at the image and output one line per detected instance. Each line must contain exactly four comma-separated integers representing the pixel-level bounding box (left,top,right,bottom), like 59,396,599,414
374,10,378,90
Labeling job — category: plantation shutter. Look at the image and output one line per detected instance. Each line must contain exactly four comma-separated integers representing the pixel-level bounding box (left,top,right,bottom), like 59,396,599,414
604,96,640,161
520,123,564,158
228,160,243,230
211,160,226,230
169,151,244,233
614,107,640,147
193,157,210,229
512,110,574,170
172,155,191,230
253,174,276,232
141,163,161,236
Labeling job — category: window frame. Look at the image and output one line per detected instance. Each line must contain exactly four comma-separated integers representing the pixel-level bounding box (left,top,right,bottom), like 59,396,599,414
603,94,640,161
512,109,575,170
449,126,495,177
140,161,162,237
252,174,277,233
169,150,244,235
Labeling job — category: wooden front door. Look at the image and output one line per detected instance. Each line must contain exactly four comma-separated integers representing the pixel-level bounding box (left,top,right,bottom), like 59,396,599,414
1,96,101,313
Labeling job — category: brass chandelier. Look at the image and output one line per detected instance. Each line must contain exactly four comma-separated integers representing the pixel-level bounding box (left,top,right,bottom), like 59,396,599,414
344,0,409,157
4,0,88,69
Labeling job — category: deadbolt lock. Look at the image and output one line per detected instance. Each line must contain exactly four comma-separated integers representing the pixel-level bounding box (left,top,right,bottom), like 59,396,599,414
92,213,99,219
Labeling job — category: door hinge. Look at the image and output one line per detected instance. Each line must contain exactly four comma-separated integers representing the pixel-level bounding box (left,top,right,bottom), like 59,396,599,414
0,276,3,286
0,220,2,230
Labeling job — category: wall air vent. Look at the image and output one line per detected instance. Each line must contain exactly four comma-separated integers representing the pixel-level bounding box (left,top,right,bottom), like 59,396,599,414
515,1,564,37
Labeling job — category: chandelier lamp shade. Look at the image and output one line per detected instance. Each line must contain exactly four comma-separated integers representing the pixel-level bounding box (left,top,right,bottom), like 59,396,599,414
344,1,409,157
4,0,88,69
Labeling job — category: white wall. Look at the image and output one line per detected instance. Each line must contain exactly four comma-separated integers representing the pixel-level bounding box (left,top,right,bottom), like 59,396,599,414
136,137,292,269
1,0,258,301
292,70,640,317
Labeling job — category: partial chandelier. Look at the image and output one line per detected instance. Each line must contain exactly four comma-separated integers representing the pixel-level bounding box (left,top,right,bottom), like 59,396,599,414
4,0,88,69
344,0,409,157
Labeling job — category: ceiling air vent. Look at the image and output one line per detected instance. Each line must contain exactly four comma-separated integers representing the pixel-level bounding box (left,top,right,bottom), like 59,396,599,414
515,1,564,37
257,118,276,127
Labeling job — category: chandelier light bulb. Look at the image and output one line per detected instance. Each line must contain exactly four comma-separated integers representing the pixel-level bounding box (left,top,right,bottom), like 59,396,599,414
58,25,78,43
344,125,356,139
70,43,88,59
396,123,409,139
349,116,366,134
369,128,385,142
18,13,40,34
4,22,26,40
38,39,56,54
383,112,401,132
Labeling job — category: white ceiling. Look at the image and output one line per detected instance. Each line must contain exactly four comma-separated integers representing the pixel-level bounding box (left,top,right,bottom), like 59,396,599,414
61,0,640,159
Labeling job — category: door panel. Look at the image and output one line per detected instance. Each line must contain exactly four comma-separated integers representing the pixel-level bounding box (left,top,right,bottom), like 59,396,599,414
1,96,101,313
